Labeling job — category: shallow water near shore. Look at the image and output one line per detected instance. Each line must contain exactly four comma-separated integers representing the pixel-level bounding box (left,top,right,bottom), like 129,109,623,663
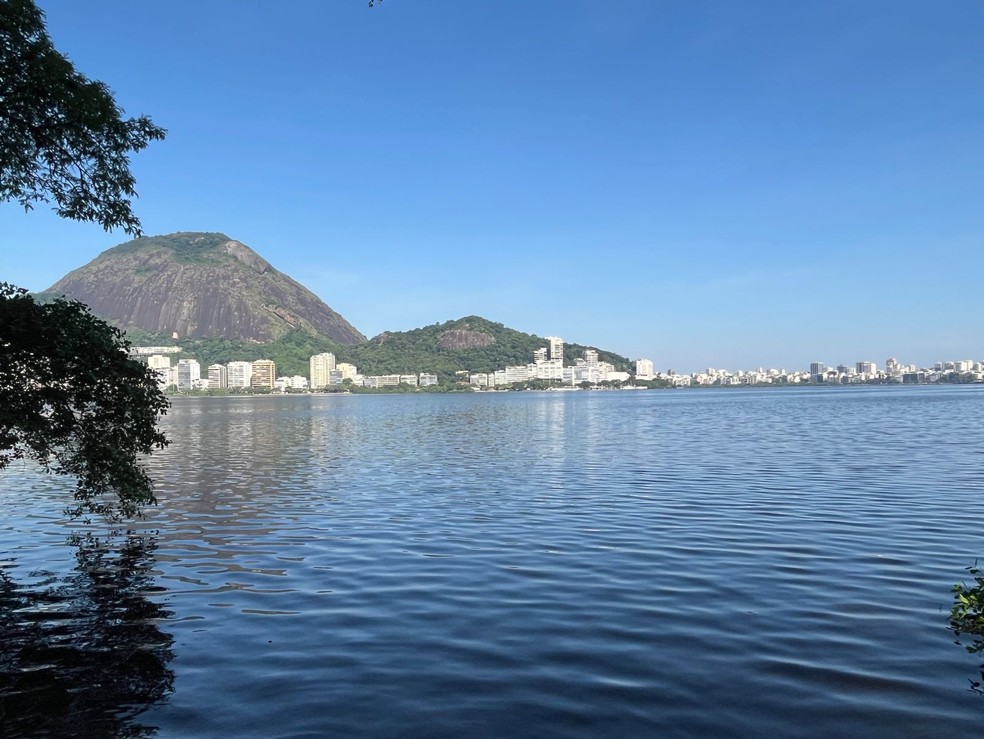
2,386,983,736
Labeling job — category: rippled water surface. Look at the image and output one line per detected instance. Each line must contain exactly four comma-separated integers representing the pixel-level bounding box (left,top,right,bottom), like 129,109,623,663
2,386,984,736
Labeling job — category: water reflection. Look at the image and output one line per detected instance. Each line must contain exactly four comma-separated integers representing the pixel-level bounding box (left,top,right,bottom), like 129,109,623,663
949,564,984,696
0,532,174,736
950,632,984,695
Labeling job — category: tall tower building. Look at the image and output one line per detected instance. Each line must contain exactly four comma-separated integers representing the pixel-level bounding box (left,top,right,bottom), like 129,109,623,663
208,363,228,388
176,359,201,390
146,354,171,388
309,352,336,389
251,359,276,388
227,361,253,388
546,336,564,363
636,358,654,379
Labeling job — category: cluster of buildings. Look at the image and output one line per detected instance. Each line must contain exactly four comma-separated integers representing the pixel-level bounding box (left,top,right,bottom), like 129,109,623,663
129,346,440,392
657,358,984,387
309,351,438,389
134,347,297,391
467,337,633,388
131,336,637,393
131,343,983,394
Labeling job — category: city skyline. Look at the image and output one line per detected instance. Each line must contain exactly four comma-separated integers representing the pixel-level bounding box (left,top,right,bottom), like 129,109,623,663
3,1,983,371
137,340,983,392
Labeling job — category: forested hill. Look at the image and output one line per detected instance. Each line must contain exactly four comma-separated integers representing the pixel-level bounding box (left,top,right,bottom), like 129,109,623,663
345,316,633,377
125,316,633,380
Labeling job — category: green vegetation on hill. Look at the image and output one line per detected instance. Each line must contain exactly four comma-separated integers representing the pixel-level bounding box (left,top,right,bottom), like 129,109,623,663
345,317,632,377
104,232,233,264
124,328,340,378
125,316,634,382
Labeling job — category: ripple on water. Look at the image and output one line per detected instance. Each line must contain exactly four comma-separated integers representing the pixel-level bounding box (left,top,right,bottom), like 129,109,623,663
1,388,983,736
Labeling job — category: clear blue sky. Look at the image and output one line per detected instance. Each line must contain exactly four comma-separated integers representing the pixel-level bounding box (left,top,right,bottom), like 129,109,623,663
3,1,982,372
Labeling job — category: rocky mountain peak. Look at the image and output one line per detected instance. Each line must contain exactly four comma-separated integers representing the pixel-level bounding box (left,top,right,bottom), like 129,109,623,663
45,232,366,345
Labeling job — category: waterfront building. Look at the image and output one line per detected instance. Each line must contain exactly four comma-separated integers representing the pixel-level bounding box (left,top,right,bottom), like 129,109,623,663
469,373,492,388
251,359,276,388
327,362,359,385
275,375,309,391
419,373,438,387
533,348,548,363
636,359,654,380
309,352,336,389
176,359,201,391
364,374,403,388
145,354,171,389
208,363,228,389
856,361,877,375
227,361,253,388
534,359,565,382
494,365,533,386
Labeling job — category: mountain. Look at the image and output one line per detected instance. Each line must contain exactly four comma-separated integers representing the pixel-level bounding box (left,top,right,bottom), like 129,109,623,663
342,316,633,377
44,232,366,345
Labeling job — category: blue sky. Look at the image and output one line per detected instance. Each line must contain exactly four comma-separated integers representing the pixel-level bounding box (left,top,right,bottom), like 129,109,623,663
3,1,982,372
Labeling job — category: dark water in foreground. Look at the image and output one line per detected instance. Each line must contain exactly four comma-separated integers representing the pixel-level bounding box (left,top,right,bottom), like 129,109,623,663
2,386,983,736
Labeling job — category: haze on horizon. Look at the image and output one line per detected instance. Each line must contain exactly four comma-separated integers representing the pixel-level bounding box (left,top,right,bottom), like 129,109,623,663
2,1,981,373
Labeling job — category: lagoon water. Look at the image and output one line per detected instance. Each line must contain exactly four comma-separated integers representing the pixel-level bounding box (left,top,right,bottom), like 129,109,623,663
2,386,983,736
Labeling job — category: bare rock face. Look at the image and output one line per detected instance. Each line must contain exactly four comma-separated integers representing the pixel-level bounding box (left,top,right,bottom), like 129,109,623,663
436,329,495,350
45,232,366,344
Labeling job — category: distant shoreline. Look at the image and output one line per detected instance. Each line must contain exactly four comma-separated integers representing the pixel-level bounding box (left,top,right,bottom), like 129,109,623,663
165,381,984,400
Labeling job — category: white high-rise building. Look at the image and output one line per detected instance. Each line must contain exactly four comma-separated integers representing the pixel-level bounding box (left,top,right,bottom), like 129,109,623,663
146,354,171,389
636,358,654,379
227,361,253,388
251,359,276,388
309,352,336,389
546,336,564,363
176,359,201,390
208,363,228,388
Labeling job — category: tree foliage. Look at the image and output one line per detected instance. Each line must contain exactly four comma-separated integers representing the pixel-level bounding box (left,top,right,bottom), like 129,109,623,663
0,0,165,235
0,284,169,518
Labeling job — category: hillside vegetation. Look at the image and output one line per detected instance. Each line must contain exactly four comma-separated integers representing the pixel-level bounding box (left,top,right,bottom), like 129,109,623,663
126,316,633,381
